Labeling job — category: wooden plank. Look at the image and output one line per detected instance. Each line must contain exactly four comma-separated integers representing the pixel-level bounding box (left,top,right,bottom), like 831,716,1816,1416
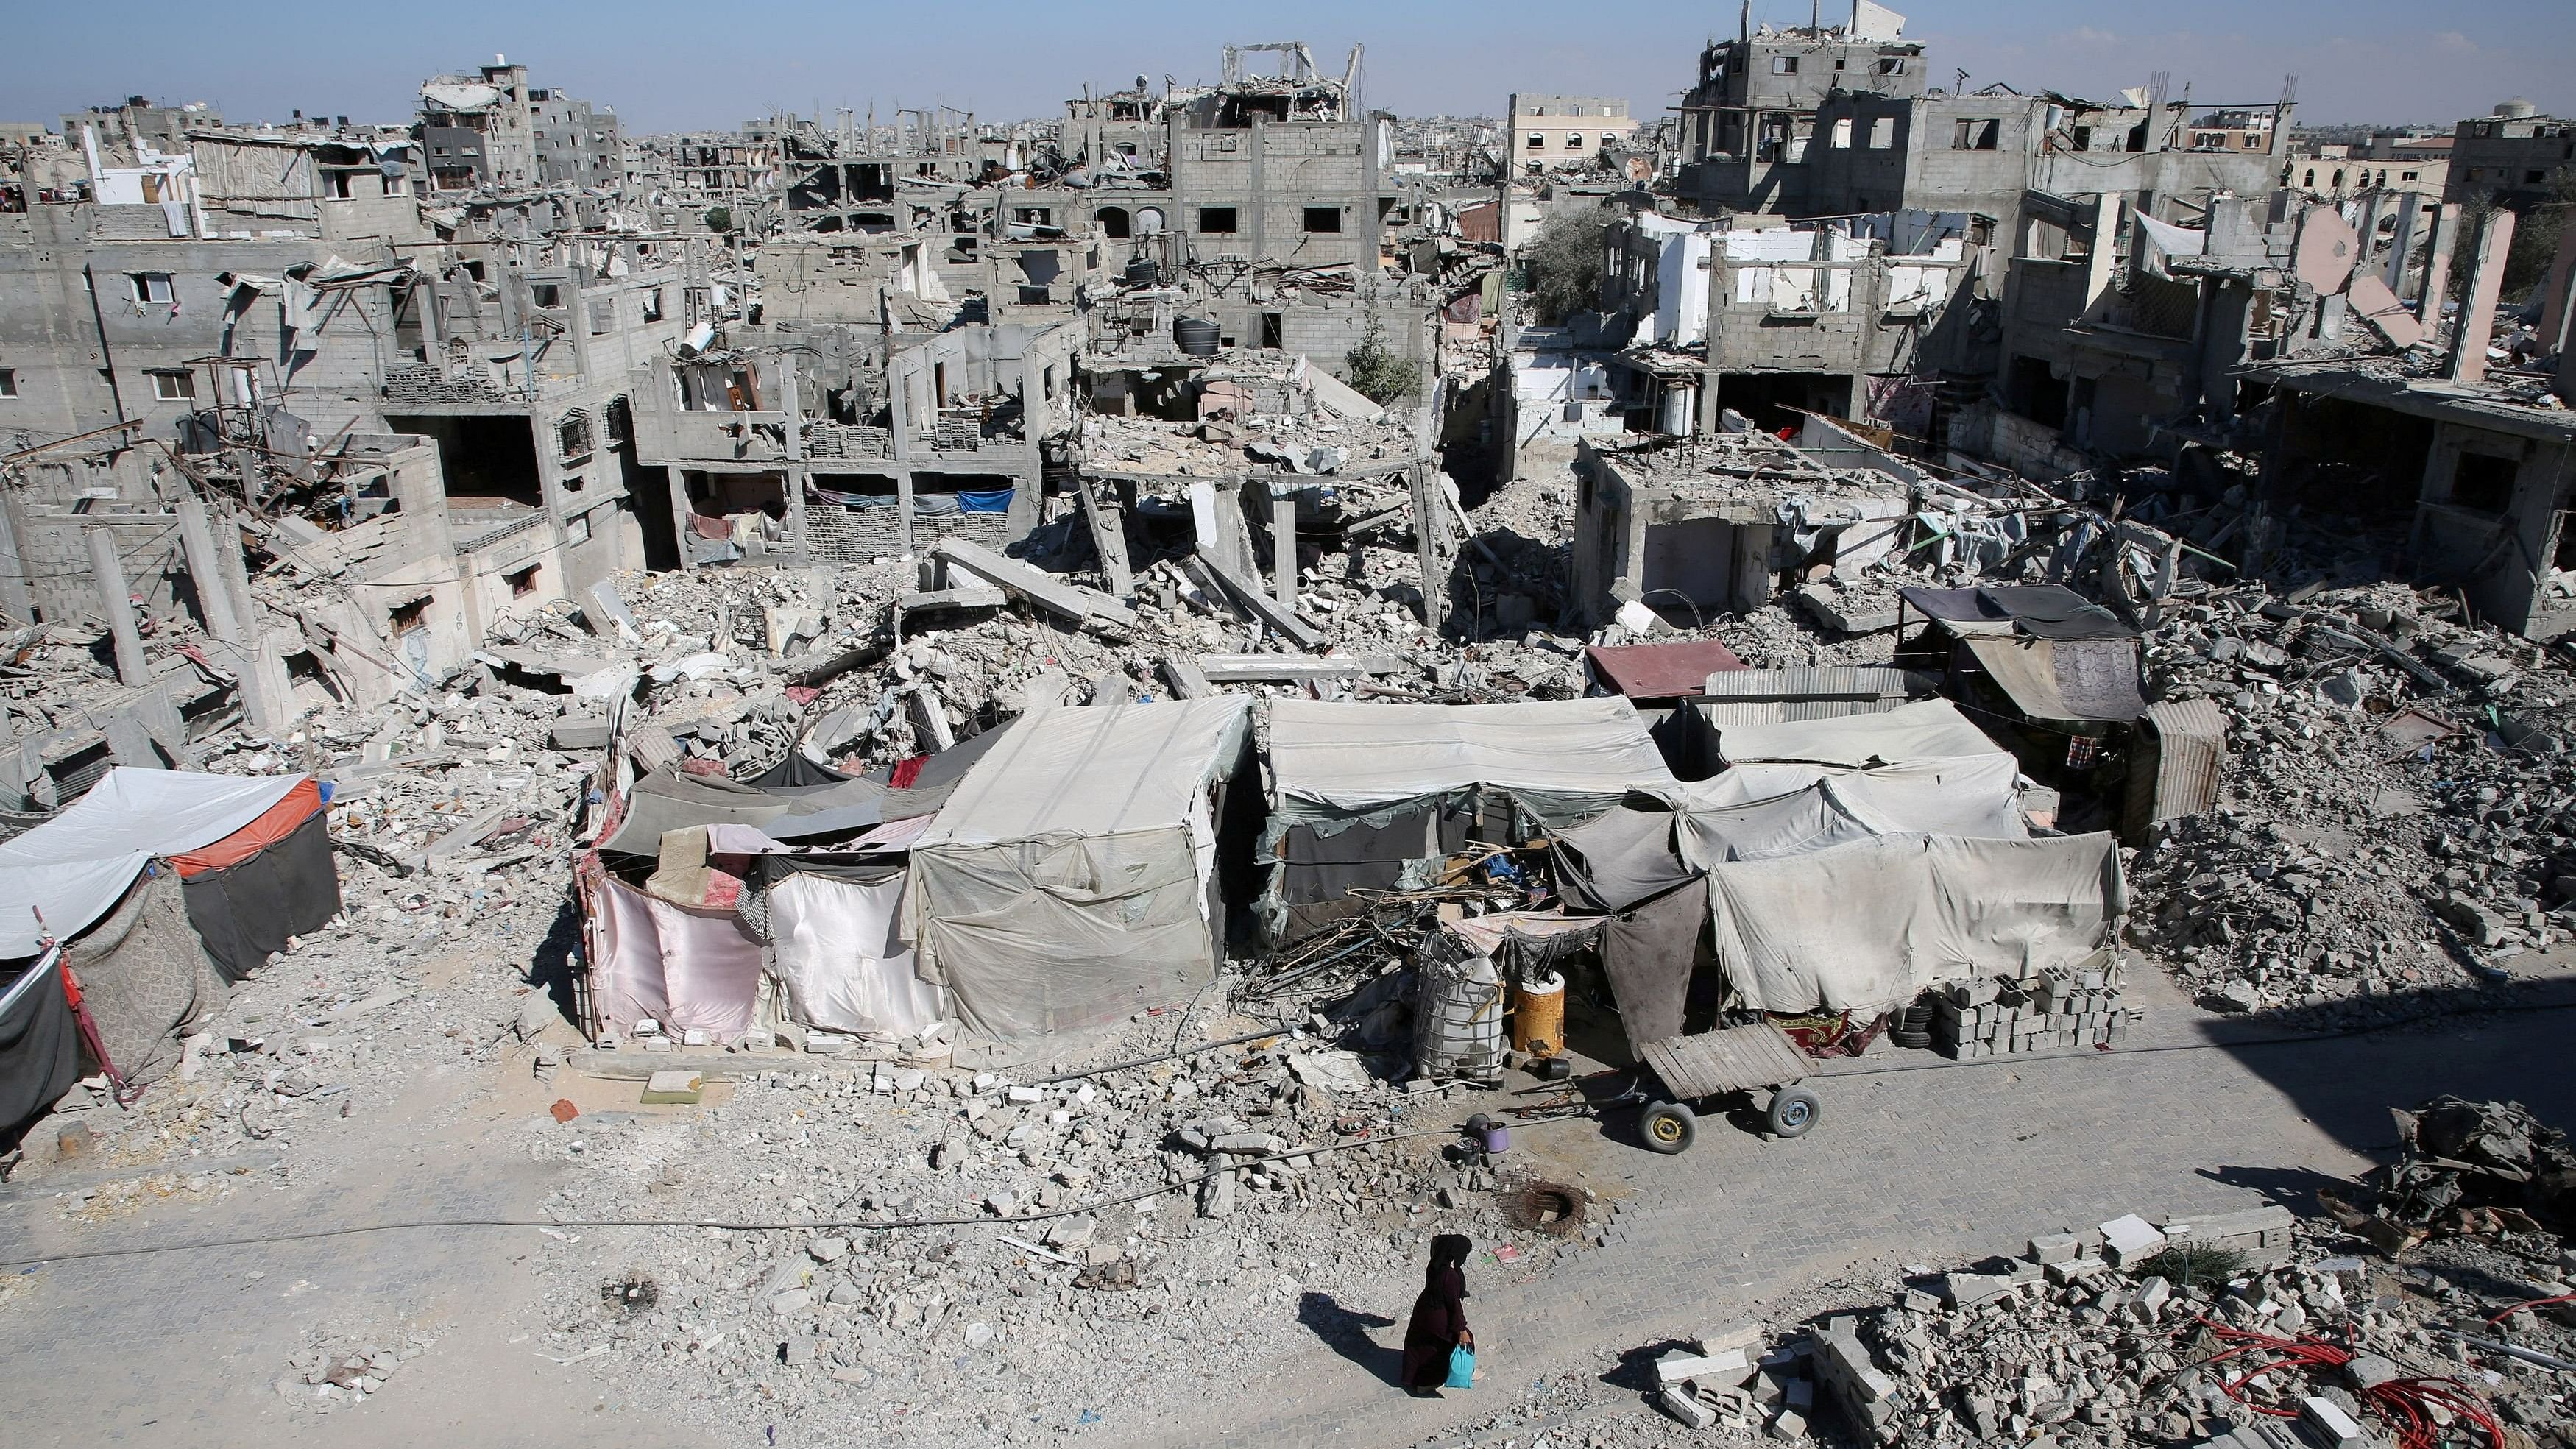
1158,651,1214,700
1195,653,1403,682
1195,553,1326,652
1643,1021,1810,1099
930,537,1138,634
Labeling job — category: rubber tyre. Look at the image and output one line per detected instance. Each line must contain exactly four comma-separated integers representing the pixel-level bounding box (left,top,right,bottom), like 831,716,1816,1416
1639,1100,1696,1155
1768,1086,1820,1138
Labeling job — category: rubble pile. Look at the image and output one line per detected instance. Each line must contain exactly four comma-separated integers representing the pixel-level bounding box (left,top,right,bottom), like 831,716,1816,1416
275,1328,435,1414
2128,578,2576,1018
527,1011,1600,1442
1641,1197,2574,1448
2326,1096,2576,1252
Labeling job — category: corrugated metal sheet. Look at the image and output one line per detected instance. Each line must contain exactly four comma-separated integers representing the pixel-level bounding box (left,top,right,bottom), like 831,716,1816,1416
1694,699,1905,730
2140,698,2227,823
1696,665,1928,702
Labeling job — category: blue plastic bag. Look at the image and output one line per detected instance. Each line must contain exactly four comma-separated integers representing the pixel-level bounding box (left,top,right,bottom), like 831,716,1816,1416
1445,1342,1476,1389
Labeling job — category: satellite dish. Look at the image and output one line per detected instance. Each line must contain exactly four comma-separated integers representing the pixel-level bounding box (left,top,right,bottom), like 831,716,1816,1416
1133,206,1166,236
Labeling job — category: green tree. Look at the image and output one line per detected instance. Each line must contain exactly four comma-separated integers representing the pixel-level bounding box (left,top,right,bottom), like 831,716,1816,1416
704,205,735,235
1523,206,1618,326
1344,316,1422,404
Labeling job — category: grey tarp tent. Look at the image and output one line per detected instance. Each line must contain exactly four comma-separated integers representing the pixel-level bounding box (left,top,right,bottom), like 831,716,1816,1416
1696,832,2126,1014
1549,802,1710,1052
906,697,1253,1038
1261,698,1677,936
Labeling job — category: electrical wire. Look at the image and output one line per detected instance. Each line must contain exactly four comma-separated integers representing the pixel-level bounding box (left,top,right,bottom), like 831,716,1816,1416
0,1113,1584,1271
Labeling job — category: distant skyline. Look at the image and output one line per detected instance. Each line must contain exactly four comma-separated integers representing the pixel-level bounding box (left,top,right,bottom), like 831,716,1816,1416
13,0,2572,137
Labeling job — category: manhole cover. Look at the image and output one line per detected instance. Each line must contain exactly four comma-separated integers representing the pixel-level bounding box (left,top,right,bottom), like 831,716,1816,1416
1500,1180,1587,1237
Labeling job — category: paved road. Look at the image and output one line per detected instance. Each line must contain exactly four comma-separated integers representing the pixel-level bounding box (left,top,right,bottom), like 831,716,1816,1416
1148,968,2576,1448
4,967,2569,1449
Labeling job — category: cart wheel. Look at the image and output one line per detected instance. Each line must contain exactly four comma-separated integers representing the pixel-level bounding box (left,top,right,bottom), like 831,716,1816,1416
1640,1100,1696,1155
1767,1086,1820,1139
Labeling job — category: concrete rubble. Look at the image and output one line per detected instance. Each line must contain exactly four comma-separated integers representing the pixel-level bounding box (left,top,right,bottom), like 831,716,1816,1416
1618,1191,2568,1448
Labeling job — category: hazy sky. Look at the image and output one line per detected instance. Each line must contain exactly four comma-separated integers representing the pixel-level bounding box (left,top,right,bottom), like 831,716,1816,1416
14,0,2573,135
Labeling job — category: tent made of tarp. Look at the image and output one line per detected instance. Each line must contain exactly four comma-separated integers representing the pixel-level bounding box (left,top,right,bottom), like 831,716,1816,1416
0,768,339,977
907,696,1253,1038
1709,697,2001,769
0,944,79,1136
1262,698,1677,938
1549,803,1710,1053
1266,698,1677,829
601,767,891,856
1702,832,2125,1014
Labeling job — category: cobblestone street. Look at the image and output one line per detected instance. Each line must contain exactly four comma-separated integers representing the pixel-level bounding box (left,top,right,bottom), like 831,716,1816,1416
8,966,2571,1448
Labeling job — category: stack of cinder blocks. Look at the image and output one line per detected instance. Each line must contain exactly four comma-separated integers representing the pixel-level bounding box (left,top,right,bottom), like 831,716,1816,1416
1930,961,2137,1059
1808,1315,1903,1445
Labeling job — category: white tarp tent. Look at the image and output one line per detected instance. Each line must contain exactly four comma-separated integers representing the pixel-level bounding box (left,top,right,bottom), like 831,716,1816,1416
906,697,1252,1037
1671,754,2028,843
1700,832,2124,1014
0,768,307,957
1710,697,2000,768
1265,698,1677,828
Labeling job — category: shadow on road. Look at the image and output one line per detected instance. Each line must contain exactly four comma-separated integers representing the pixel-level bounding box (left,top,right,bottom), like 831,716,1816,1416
1598,1337,1698,1394
1295,1292,1399,1389
2192,975,2576,1166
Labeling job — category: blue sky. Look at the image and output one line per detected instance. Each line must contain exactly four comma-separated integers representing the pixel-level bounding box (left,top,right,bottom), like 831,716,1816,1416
13,0,2572,134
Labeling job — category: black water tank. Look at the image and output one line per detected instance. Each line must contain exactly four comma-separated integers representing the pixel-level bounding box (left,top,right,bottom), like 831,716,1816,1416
1173,316,1220,356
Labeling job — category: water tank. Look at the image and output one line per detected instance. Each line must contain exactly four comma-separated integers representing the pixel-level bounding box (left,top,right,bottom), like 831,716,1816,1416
2495,98,2538,119
1413,953,1504,1080
1173,316,1220,356
1124,255,1159,285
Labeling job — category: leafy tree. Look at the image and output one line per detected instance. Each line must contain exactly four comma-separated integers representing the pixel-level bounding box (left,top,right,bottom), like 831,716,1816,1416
1344,316,1422,404
1524,207,1617,326
704,206,734,234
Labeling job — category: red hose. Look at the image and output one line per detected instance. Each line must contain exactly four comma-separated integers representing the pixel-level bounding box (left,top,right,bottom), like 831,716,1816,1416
2187,1319,2504,1449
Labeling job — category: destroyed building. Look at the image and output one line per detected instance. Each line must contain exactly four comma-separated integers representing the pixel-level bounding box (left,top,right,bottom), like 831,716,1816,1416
1673,0,1926,214
2445,97,2575,206
1568,422,1917,625
417,57,619,194
1586,208,1976,439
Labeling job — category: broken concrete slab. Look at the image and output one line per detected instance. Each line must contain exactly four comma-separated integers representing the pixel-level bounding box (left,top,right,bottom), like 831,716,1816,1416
930,538,1137,635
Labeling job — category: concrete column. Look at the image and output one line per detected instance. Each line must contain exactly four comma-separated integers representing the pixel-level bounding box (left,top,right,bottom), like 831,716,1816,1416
2355,191,2388,273
564,264,592,381
0,494,34,624
2081,193,2124,314
2538,221,2576,372
86,530,149,687
174,497,243,642
779,352,810,564
2416,203,2461,324
2444,208,2516,387
2380,195,2421,293
896,470,916,559
1271,485,1298,616
414,268,442,364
